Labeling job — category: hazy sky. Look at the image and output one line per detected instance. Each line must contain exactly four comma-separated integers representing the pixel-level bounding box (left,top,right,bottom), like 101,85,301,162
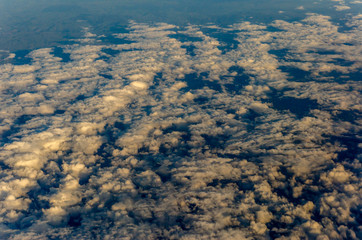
1,0,358,51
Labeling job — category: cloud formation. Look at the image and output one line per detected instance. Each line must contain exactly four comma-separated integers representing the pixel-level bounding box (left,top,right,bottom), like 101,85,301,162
0,11,361,240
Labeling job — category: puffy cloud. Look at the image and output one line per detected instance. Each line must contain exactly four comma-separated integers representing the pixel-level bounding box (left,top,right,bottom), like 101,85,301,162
0,12,361,239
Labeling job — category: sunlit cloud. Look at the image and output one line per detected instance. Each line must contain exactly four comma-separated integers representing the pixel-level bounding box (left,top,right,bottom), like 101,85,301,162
0,11,361,239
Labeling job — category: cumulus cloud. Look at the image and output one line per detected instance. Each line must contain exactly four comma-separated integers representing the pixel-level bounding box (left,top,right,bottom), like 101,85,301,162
0,12,361,240
330,0,352,10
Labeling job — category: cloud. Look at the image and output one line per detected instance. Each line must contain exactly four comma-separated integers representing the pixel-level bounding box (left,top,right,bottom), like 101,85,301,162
334,5,351,11
0,12,361,239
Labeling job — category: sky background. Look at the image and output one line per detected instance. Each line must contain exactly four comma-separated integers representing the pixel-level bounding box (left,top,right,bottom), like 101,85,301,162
1,0,360,51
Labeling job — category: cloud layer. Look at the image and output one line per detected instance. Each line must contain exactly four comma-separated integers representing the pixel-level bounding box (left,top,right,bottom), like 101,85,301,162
0,10,361,240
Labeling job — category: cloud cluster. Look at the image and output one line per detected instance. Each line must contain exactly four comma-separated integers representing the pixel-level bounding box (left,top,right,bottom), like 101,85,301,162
331,0,352,11
0,11,361,240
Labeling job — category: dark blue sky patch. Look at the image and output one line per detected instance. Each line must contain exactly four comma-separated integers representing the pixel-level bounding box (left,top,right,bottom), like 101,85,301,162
100,35,135,45
331,58,355,67
1,129,15,147
193,96,209,105
201,28,239,53
101,48,121,57
168,33,203,43
163,123,191,142
266,26,285,32
181,44,196,56
201,133,229,151
110,121,129,138
307,49,338,55
330,134,361,164
243,109,264,131
75,95,87,101
54,109,66,115
11,50,32,65
95,55,110,61
268,49,290,61
279,66,312,82
182,72,222,92
141,106,153,116
52,46,71,62
109,25,131,34
150,72,162,89
95,121,130,168
223,66,250,93
319,70,361,83
334,110,361,124
67,213,82,228
278,66,360,84
147,73,165,102
0,114,34,147
99,73,113,80
271,96,319,118
15,114,34,125
264,91,319,119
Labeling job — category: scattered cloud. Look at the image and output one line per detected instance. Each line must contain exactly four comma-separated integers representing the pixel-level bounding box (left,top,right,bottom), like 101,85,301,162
0,12,361,239
334,5,351,11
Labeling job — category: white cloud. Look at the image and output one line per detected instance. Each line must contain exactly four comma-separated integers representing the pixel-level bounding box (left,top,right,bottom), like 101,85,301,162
334,5,351,10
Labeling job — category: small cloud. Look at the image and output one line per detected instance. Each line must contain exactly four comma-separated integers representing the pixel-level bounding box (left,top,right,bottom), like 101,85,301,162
334,5,351,11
